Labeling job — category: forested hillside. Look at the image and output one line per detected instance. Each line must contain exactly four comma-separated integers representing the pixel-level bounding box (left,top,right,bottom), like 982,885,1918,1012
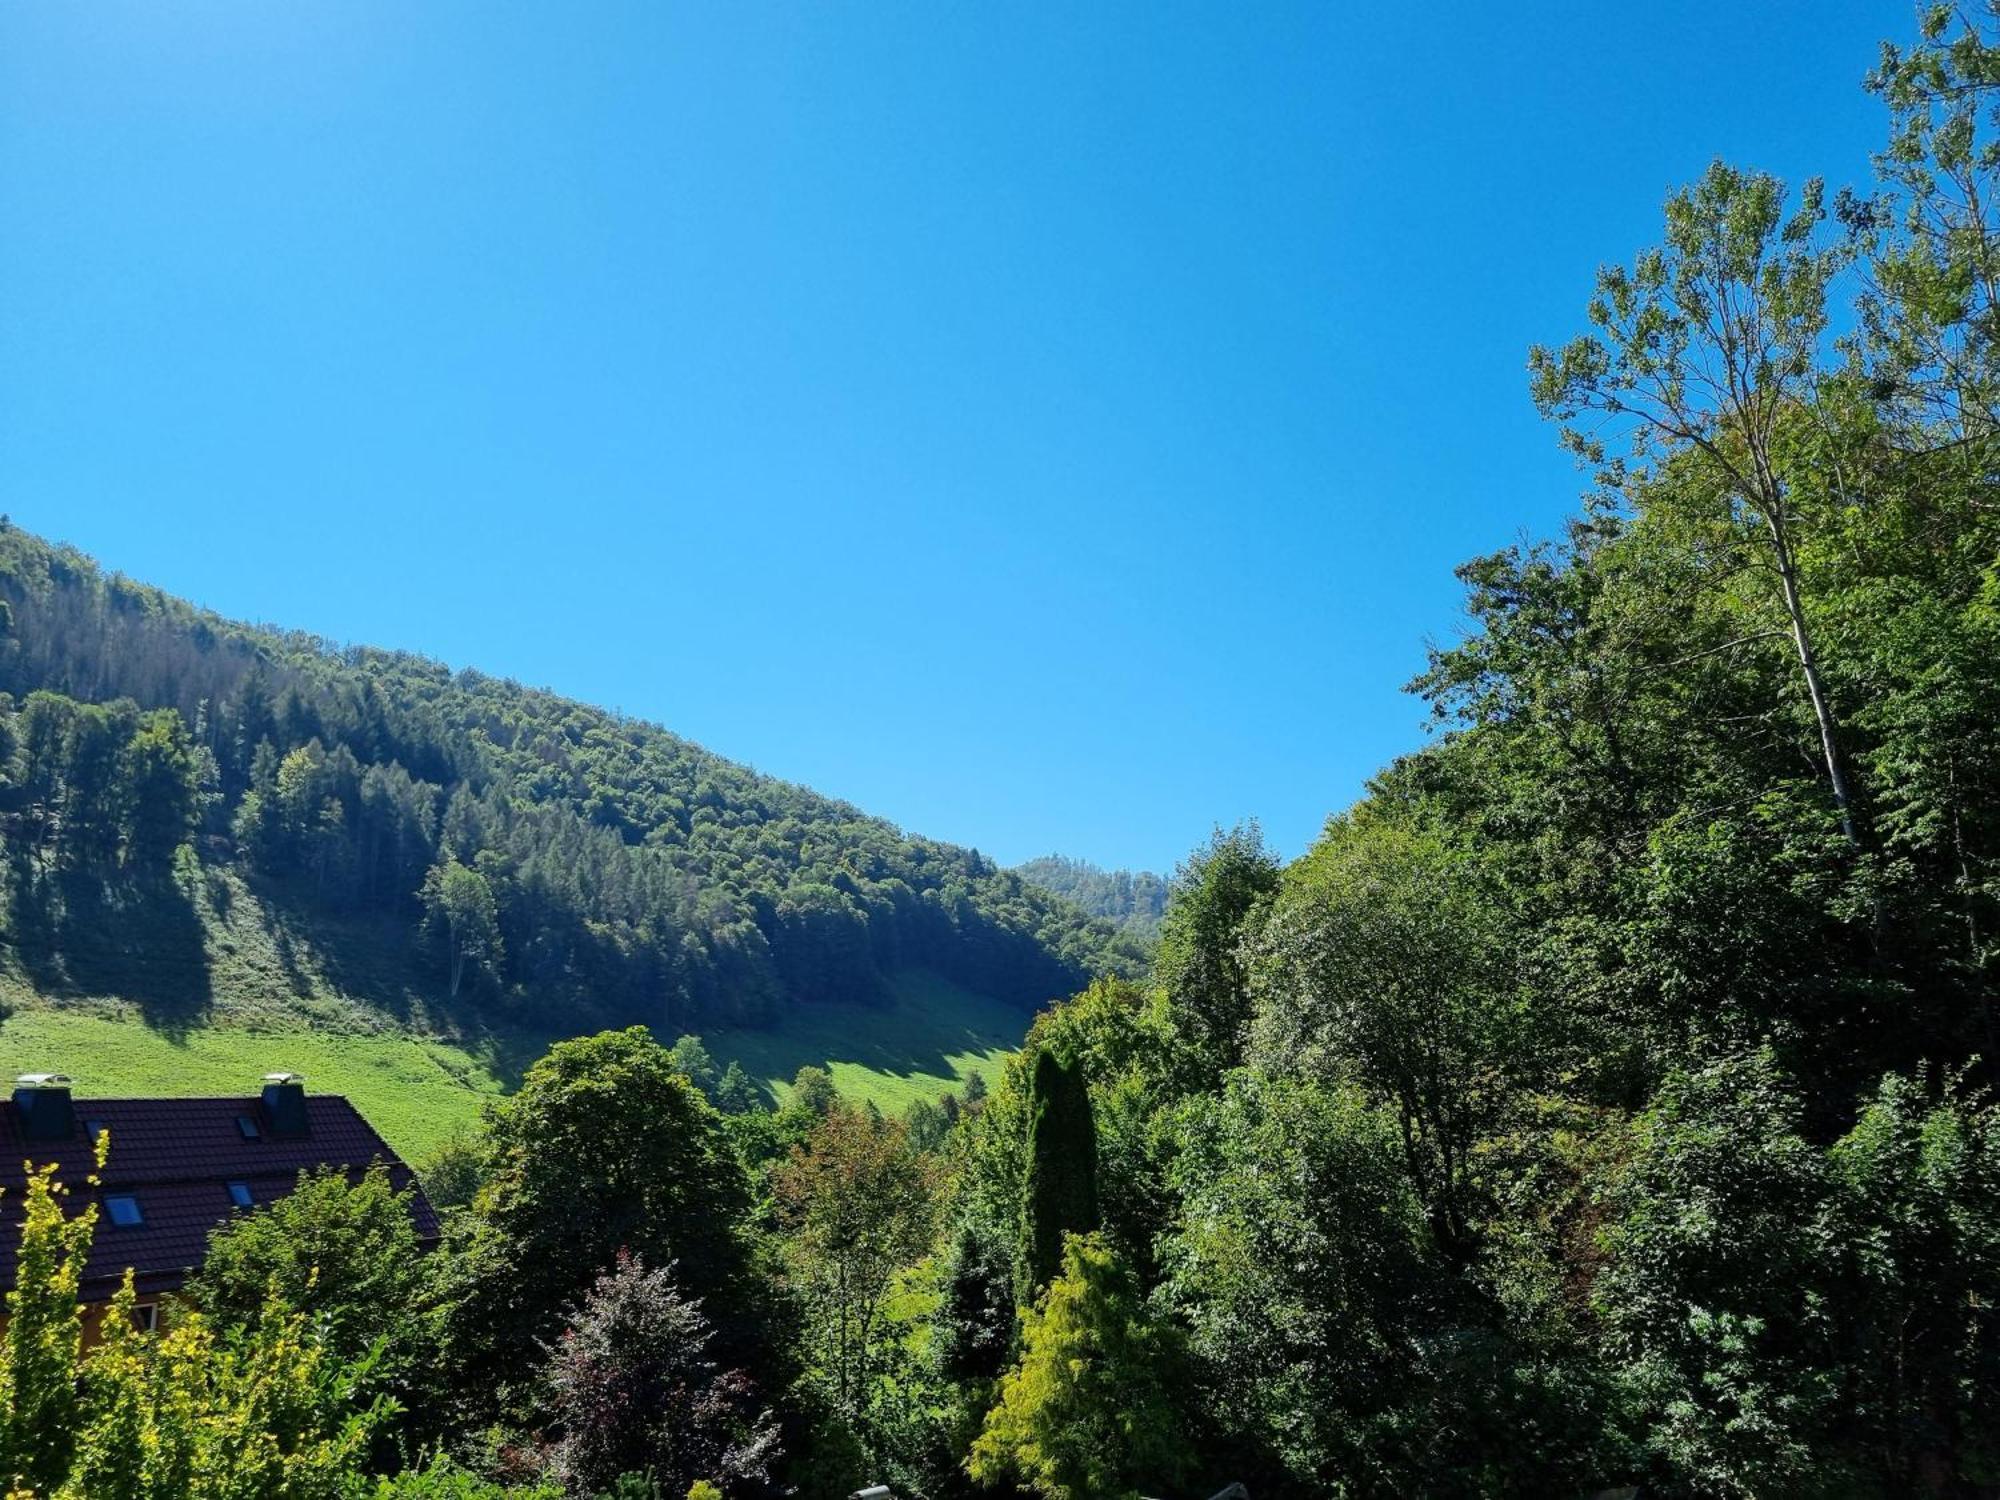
15,12,2000,1500
0,523,1143,1038
1014,854,1167,943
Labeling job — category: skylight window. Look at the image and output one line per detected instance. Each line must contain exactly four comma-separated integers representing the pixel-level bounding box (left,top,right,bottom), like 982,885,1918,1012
236,1115,261,1140
227,1181,253,1209
104,1194,142,1228
84,1119,107,1146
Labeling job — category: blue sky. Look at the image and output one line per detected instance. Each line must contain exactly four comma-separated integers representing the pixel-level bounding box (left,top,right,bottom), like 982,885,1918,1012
0,2,1904,874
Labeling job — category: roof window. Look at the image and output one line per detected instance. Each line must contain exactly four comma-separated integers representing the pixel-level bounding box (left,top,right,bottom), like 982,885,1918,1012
227,1181,253,1209
236,1115,261,1140
104,1194,142,1228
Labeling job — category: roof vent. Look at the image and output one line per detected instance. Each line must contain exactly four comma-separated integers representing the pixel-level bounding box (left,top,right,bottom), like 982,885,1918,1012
13,1074,75,1143
259,1073,308,1138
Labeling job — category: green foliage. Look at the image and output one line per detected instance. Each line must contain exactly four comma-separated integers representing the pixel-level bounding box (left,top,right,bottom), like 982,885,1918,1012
1154,823,1279,1076
710,1060,758,1115
189,1163,427,1391
1018,1048,1098,1297
0,522,1144,1037
0,1163,94,1493
934,1225,1013,1385
1158,1075,1428,1489
1246,817,1529,1259
1015,855,1168,944
0,1152,389,1500
369,1454,557,1497
968,1233,1190,1500
442,1029,762,1413
1593,1053,1843,1496
64,1277,391,1500
420,856,504,999
787,1064,836,1118
665,1035,718,1098
771,1102,937,1418
1820,1071,2000,1485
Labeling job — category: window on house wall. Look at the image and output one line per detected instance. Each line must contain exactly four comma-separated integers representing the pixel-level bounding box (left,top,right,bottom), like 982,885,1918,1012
104,1194,142,1227
131,1302,158,1333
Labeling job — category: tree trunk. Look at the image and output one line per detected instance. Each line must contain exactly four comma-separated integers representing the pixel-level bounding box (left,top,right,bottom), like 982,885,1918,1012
1757,481,1859,845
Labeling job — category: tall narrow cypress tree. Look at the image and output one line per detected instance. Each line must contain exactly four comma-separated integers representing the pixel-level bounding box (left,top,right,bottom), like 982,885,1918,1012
1019,1047,1099,1297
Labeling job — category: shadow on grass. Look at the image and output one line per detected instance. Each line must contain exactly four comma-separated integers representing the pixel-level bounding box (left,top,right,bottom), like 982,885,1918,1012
5,854,214,1041
243,870,434,1026
700,970,1033,1105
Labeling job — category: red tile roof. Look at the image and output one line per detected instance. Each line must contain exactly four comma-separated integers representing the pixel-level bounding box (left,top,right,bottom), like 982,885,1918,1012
0,1094,439,1298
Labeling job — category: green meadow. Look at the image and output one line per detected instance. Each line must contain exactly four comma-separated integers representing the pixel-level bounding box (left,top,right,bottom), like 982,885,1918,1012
0,867,1028,1158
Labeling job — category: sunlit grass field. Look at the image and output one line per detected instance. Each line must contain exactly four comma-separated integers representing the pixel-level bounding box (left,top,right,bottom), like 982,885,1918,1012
0,865,1030,1159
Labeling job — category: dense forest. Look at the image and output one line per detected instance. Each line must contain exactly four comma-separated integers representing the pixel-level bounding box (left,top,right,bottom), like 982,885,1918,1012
1013,856,1167,944
13,9,2000,1500
0,522,1144,1034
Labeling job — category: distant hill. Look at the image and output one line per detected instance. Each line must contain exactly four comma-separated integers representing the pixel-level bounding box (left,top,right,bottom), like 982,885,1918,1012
1015,854,1168,945
0,522,1145,1057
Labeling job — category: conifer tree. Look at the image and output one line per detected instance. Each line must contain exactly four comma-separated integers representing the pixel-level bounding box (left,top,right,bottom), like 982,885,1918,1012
1019,1048,1098,1298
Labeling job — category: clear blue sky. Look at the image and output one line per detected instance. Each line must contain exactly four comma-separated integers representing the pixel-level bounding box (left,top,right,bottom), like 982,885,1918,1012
0,2,1905,874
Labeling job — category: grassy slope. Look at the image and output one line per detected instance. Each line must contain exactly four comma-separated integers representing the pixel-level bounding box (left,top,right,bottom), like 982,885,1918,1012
0,863,1027,1158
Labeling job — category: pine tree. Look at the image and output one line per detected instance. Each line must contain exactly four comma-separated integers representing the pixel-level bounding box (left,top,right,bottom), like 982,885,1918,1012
1019,1049,1098,1298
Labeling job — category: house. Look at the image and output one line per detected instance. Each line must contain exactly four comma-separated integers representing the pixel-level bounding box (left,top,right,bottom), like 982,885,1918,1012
0,1071,438,1330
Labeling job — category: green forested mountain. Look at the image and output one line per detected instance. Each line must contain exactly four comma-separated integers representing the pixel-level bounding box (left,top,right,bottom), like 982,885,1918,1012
1014,854,1167,944
0,522,1144,1038
14,13,2000,1500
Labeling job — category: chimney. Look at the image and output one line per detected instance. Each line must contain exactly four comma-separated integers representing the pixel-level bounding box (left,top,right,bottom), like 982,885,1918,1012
259,1072,308,1137
13,1074,75,1143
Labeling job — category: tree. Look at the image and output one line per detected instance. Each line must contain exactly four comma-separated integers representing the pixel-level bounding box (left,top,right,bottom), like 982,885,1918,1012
422,855,505,997
0,1164,95,1493
787,1064,836,1117
64,1275,389,1500
1158,1075,1435,1493
1594,1052,1842,1497
189,1164,427,1385
1817,1070,2000,1489
61,699,136,868
1246,817,1529,1261
0,1148,388,1500
1155,824,1280,1075
415,1128,488,1212
934,1225,1013,1385
968,1234,1190,1500
771,1102,937,1416
1530,161,1860,840
712,1061,759,1116
442,1029,762,1407
666,1035,719,1099
540,1253,779,1500
120,707,201,873
1856,3,2000,441
1018,1048,1098,1297
903,1096,948,1153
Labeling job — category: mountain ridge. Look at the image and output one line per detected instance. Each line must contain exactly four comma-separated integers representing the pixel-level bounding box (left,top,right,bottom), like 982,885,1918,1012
0,520,1144,1047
